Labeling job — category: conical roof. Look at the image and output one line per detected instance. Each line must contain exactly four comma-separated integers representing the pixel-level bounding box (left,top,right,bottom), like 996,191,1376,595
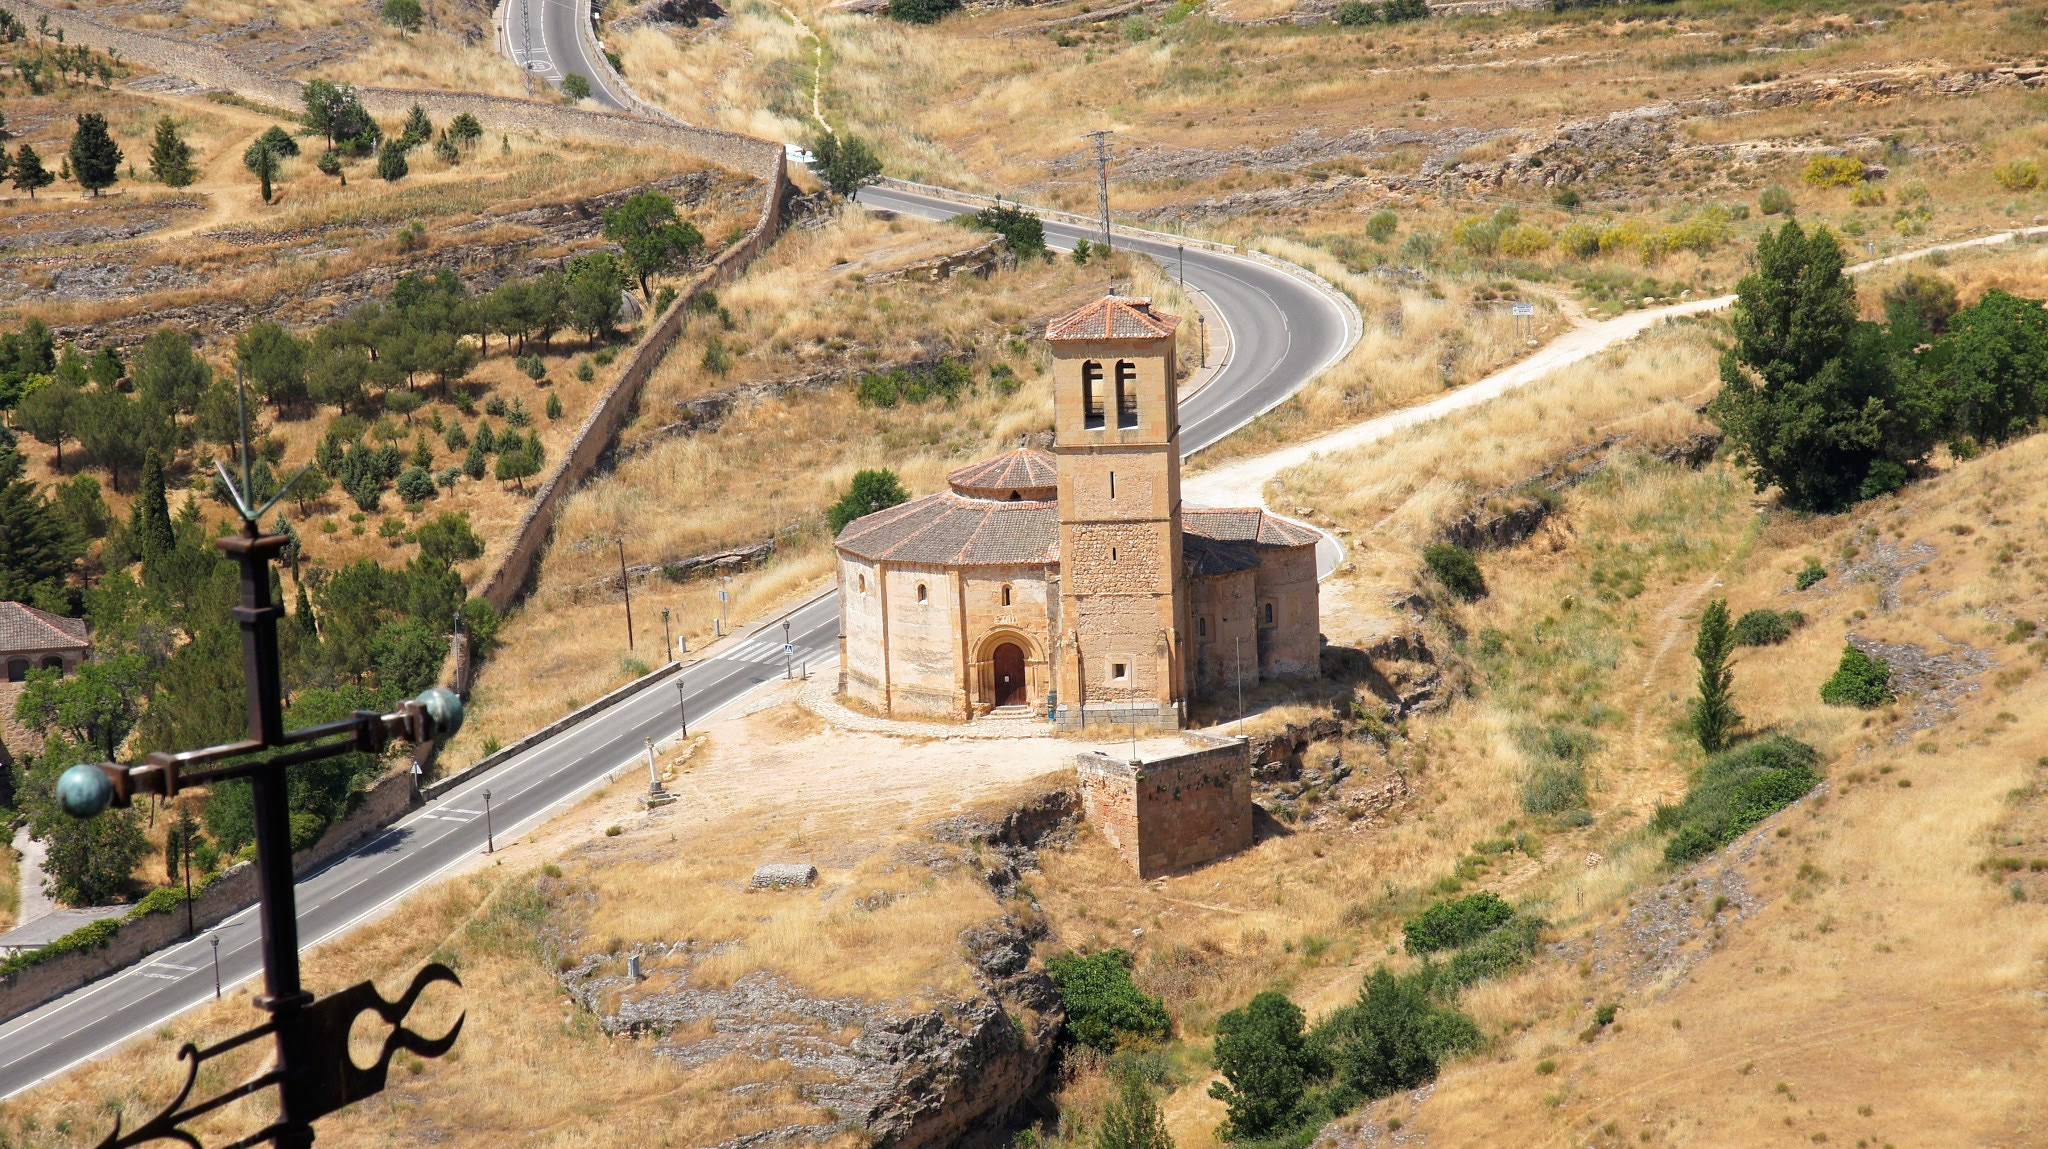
946,448,1059,501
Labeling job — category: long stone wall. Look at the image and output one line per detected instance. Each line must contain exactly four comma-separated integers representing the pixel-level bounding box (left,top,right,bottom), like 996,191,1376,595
0,769,419,1025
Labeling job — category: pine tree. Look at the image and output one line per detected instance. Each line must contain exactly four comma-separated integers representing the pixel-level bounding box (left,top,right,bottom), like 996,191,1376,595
148,116,197,187
130,449,175,560
12,143,54,199
462,438,485,480
295,579,318,635
1688,598,1740,753
68,112,123,196
410,433,434,470
0,443,82,604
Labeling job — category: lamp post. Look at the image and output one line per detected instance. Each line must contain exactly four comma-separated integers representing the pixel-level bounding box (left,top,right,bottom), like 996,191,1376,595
661,607,673,665
1177,242,1185,287
209,932,221,1000
482,789,494,855
675,676,688,739
1198,313,1208,369
783,618,793,681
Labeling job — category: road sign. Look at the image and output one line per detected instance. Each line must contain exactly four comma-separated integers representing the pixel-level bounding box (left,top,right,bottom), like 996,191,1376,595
1511,302,1535,317
719,589,728,602
783,643,795,656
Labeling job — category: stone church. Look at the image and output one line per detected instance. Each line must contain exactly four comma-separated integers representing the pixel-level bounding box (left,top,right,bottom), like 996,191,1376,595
834,294,1320,730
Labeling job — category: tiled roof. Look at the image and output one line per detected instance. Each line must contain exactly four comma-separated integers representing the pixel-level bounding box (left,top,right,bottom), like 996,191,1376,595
947,448,1059,501
0,602,88,655
1182,508,1323,549
837,492,1059,567
1045,294,1182,341
1184,533,1261,577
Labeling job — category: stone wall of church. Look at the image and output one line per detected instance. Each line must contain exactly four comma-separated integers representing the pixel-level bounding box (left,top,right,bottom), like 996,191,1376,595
960,566,1055,712
1076,734,1253,878
840,557,1060,718
839,553,890,711
1254,544,1323,678
1187,567,1261,695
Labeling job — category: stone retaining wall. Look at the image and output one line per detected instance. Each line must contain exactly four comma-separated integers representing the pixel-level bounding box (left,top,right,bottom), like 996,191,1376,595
0,769,419,1025
1077,732,1253,878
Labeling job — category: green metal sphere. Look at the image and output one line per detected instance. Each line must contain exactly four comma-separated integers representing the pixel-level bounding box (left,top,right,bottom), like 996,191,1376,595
57,764,114,819
416,686,464,740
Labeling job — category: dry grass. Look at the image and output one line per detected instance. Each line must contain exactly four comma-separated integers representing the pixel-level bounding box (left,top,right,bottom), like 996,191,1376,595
0,839,18,933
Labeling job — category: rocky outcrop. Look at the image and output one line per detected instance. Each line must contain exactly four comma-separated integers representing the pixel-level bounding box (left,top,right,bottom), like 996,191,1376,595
553,790,1082,1147
1440,430,1722,552
863,237,1014,285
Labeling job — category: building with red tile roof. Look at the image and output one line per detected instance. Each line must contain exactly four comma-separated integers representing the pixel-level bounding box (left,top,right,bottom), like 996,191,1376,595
835,295,1321,726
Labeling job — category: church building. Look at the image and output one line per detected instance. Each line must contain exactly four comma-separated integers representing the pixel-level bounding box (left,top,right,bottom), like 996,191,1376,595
834,294,1320,729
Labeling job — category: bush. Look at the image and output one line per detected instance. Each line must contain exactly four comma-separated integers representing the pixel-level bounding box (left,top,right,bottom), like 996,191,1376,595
888,0,961,20
381,0,422,30
1759,185,1793,216
1497,224,1554,257
1209,991,1310,1140
1558,222,1601,258
0,915,123,976
376,140,408,182
1993,158,2041,192
1045,948,1171,1051
1521,762,1587,815
1802,155,1866,188
1422,543,1485,601
561,73,591,100
1312,967,1479,1111
1820,645,1894,708
1654,735,1820,864
1731,608,1802,646
964,203,1047,260
1795,558,1827,590
1336,0,1376,24
853,359,972,407
1364,210,1398,242
1403,891,1513,955
1427,913,1543,995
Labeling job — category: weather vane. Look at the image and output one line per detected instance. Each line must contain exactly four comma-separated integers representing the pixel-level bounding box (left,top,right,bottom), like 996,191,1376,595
55,371,466,1147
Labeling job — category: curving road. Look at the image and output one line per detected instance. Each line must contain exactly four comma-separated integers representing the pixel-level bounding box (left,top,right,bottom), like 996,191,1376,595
0,11,1360,1101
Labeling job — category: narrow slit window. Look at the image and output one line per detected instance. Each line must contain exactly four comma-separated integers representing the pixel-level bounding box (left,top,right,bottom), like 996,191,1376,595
1082,361,1106,429
1110,546,1118,562
1263,602,1275,625
1109,471,1116,499
1001,584,1012,606
1198,616,1208,637
857,573,867,593
917,583,928,604
1115,361,1139,429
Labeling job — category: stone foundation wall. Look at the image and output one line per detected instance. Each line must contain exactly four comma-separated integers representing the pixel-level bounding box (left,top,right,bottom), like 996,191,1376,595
1076,734,1252,878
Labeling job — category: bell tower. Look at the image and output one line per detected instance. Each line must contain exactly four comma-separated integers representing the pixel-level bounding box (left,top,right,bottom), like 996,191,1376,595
1045,294,1187,730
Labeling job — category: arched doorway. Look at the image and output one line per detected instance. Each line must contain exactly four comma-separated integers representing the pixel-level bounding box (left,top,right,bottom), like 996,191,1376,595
993,642,1027,707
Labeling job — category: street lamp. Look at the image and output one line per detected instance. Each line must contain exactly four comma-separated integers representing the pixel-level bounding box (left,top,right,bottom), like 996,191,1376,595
482,789,494,855
209,932,221,1000
675,676,688,739
1198,313,1208,369
661,607,673,665
782,618,793,681
1178,242,1185,287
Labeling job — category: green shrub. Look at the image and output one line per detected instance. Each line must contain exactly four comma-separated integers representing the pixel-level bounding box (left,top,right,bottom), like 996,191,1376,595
888,0,960,22
1364,210,1398,242
1521,762,1587,815
1820,646,1894,707
1759,185,1793,216
1422,543,1486,601
1802,155,1866,188
1403,891,1513,954
852,359,972,407
1654,735,1821,864
1731,608,1803,646
828,468,908,534
1209,990,1310,1139
561,73,591,100
1335,0,1376,25
290,810,327,851
0,916,122,976
1045,948,1172,1051
1993,158,2041,192
1427,913,1543,995
1794,558,1827,590
964,203,1047,260
1311,967,1479,1110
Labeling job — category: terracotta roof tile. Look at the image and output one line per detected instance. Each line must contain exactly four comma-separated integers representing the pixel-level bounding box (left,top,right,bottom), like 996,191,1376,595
1045,295,1182,341
1182,508,1322,549
837,492,1059,567
947,448,1059,501
0,602,88,655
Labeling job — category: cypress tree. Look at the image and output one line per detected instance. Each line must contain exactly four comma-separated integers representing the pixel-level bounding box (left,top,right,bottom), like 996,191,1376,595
462,438,485,480
0,443,81,604
295,580,318,635
68,112,123,196
148,116,197,187
131,449,175,559
1688,598,1740,752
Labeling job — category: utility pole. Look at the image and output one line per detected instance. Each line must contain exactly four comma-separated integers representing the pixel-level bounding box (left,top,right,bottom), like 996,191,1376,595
1199,314,1208,369
661,607,673,665
1083,130,1114,252
618,539,634,652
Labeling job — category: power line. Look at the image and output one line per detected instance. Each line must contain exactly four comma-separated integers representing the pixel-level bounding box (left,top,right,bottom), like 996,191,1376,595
1082,129,1114,252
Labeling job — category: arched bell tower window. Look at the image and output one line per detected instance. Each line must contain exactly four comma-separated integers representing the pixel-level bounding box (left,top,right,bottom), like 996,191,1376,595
1082,361,1106,430
916,583,929,604
1115,360,1139,429
1001,584,1013,606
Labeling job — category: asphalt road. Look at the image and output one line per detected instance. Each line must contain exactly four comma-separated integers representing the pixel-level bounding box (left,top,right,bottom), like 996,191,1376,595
0,10,1358,1103
0,596,839,1100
